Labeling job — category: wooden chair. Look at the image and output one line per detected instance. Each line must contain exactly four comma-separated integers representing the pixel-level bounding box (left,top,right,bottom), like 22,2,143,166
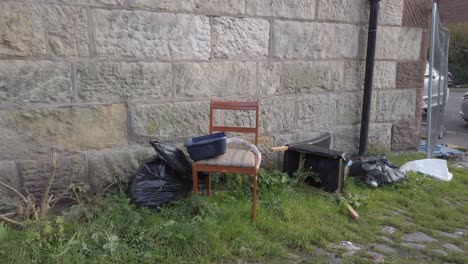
192,100,260,222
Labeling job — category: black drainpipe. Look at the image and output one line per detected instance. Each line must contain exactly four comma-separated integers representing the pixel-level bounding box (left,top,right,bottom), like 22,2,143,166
358,0,381,156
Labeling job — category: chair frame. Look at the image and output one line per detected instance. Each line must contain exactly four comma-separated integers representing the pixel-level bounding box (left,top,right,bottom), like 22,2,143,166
192,100,260,221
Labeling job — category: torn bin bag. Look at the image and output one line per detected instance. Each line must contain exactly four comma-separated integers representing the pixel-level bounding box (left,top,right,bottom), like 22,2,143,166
349,155,405,187
130,141,192,208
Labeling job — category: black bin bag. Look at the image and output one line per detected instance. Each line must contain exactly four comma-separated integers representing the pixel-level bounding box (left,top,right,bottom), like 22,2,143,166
130,141,193,209
349,155,405,187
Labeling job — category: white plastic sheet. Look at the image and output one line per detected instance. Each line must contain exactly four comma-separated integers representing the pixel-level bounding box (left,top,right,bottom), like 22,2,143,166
400,159,453,181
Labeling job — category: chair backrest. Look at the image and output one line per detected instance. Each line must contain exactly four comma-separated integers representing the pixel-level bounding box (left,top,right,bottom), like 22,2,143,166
209,100,260,146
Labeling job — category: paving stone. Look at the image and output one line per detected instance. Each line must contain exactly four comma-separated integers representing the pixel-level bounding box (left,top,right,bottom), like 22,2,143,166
371,243,398,255
441,243,464,253
92,9,210,60
212,17,269,59
435,230,460,240
401,242,426,251
365,251,385,263
431,249,448,256
402,232,439,243
379,236,394,245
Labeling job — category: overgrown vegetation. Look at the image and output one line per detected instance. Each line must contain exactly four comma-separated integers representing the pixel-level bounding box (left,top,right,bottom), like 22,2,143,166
447,24,468,86
0,152,467,263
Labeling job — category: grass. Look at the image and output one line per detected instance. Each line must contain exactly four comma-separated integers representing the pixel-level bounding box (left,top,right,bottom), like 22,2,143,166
0,152,467,263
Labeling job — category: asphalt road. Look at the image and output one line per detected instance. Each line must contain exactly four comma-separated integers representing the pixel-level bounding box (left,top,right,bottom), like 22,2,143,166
438,88,468,149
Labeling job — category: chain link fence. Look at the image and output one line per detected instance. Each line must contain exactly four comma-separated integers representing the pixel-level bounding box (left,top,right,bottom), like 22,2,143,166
424,2,450,158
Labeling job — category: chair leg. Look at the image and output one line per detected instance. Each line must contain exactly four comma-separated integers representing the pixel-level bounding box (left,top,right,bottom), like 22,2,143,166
192,164,198,194
207,173,212,196
252,172,257,222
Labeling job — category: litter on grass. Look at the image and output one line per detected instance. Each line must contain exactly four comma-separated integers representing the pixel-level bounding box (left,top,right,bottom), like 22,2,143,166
349,155,405,187
419,140,463,158
400,159,453,181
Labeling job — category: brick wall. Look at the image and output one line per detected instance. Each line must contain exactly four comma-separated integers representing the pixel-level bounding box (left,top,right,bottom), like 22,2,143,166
0,0,430,209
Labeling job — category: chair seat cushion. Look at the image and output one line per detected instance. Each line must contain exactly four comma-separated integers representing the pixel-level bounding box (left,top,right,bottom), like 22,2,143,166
196,148,256,168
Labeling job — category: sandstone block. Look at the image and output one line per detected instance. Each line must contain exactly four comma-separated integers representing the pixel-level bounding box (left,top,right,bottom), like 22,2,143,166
0,161,19,212
19,155,87,200
296,94,334,130
344,61,397,91
376,27,422,60
391,120,419,150
283,61,344,93
368,123,392,151
261,96,296,132
396,61,425,89
46,0,126,6
0,104,128,160
130,101,210,142
212,17,269,59
375,90,417,122
246,0,316,19
129,0,245,15
92,9,210,60
316,0,367,23
272,21,359,59
333,123,391,153
77,62,172,102
257,136,275,167
0,60,72,105
333,126,359,153
174,62,257,97
85,147,154,191
45,5,89,57
379,0,404,25
258,62,281,95
0,2,46,56
335,93,362,126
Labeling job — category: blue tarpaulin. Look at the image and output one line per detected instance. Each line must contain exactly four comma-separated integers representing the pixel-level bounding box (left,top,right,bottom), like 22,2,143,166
419,140,463,158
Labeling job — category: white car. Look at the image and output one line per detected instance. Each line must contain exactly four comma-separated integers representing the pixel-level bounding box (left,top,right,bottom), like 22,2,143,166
461,92,468,122
423,63,450,111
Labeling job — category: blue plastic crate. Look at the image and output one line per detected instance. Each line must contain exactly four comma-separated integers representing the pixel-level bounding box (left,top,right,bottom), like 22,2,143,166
184,132,227,161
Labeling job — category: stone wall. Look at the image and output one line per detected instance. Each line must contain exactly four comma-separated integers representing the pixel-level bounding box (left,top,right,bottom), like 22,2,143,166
0,0,430,209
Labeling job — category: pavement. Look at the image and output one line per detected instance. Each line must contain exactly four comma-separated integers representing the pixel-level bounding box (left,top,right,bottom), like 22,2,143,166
423,88,468,149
